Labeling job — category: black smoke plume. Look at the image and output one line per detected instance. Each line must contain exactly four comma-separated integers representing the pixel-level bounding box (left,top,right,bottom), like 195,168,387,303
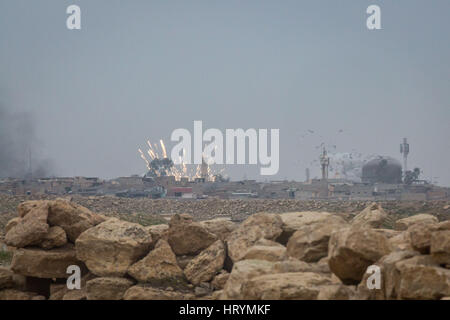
0,101,53,179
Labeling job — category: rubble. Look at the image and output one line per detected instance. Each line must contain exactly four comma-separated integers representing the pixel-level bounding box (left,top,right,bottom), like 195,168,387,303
0,199,449,300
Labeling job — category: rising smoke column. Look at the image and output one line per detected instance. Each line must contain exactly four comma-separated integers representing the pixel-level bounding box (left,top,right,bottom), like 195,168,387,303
0,102,53,179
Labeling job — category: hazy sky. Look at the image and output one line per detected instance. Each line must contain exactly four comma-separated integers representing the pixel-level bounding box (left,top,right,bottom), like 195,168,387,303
0,1,449,185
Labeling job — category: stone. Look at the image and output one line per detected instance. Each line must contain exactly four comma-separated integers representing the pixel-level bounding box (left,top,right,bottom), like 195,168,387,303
328,227,391,285
145,224,169,247
317,284,355,300
277,211,345,244
48,199,105,242
395,255,450,300
286,216,347,262
211,290,223,300
48,273,95,300
17,201,48,218
167,215,218,256
211,271,230,290
241,272,331,300
194,283,212,297
394,214,438,231
370,250,419,300
242,243,286,262
11,245,82,278
123,285,194,300
199,218,236,241
351,203,388,229
62,289,87,300
168,213,193,227
176,255,196,270
227,213,283,263
0,267,14,289
4,217,20,234
86,277,134,300
271,258,316,274
184,240,225,285
408,223,437,254
0,289,37,300
389,231,414,251
128,239,184,284
40,226,67,250
221,259,274,299
5,202,49,248
48,284,67,300
75,218,152,277
373,229,401,239
430,230,450,265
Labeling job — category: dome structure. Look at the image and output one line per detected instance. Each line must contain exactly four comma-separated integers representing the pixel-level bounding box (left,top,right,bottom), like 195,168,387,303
361,156,402,184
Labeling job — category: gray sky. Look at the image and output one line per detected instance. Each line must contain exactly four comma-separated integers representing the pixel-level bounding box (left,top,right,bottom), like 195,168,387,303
1,0,449,185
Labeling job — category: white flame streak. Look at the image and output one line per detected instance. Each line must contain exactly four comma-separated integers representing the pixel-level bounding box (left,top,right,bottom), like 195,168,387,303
139,139,225,182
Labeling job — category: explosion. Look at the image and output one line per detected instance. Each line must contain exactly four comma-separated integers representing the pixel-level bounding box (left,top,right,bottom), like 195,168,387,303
138,139,226,182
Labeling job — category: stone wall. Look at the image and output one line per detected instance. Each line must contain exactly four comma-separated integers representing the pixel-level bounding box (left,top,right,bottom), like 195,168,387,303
0,200,449,300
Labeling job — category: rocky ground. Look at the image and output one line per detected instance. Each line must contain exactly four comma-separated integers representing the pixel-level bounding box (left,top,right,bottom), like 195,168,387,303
0,198,449,300
1,194,450,237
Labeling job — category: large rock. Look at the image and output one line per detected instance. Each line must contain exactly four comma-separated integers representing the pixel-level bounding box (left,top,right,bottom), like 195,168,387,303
199,218,236,241
286,215,347,262
5,202,50,248
356,252,450,300
184,240,225,285
167,214,218,256
317,284,355,300
328,227,391,284
39,226,67,250
408,222,437,254
351,203,388,229
4,217,21,234
241,272,331,300
48,199,105,242
75,218,152,277
221,259,274,299
389,231,414,252
242,241,286,262
62,289,86,300
277,211,344,244
431,230,450,265
11,245,82,278
145,224,169,247
86,277,134,300
48,272,95,300
17,201,48,218
123,285,194,300
227,213,283,263
394,214,438,231
0,267,14,289
128,239,184,283
0,289,38,300
271,258,317,274
355,250,418,300
395,255,450,299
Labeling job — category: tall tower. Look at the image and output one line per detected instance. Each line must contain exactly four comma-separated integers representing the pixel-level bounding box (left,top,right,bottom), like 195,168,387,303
400,138,409,175
320,148,330,180
305,168,310,182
